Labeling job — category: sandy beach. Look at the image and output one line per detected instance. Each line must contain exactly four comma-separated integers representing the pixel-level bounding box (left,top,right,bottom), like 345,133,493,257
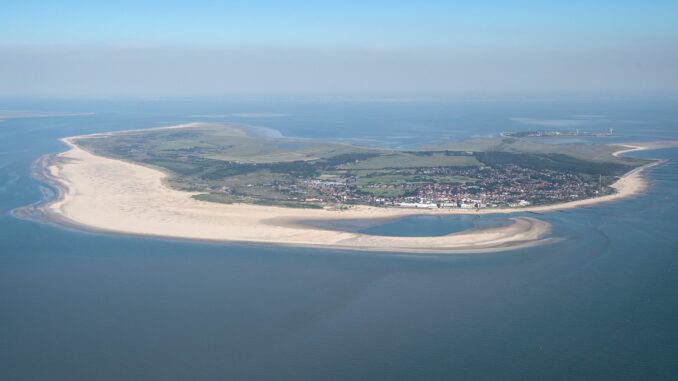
30,129,668,254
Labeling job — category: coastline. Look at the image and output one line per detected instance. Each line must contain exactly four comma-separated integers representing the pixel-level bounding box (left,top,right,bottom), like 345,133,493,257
18,128,671,254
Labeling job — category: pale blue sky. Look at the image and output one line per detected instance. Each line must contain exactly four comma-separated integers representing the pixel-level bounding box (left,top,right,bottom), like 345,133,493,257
1,1,677,97
2,0,677,45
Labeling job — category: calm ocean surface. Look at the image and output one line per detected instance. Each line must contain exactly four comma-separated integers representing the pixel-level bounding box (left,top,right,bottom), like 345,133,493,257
1,99,677,380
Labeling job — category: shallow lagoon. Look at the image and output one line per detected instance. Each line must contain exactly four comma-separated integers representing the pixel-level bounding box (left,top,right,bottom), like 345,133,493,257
307,214,510,237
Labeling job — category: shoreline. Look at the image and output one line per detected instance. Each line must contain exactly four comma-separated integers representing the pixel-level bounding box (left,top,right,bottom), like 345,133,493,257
16,127,672,254
18,151,535,254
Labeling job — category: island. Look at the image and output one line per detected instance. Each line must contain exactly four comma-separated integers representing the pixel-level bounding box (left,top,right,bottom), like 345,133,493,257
25,122,663,254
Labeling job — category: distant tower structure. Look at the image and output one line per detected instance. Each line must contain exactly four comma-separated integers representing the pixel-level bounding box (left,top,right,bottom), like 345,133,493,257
576,128,580,136
599,174,602,192
609,128,614,136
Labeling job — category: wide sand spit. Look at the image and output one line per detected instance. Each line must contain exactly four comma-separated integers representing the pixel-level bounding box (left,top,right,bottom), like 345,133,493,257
34,124,668,254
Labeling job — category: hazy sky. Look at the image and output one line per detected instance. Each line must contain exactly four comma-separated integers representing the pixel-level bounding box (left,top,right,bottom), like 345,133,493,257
1,0,677,97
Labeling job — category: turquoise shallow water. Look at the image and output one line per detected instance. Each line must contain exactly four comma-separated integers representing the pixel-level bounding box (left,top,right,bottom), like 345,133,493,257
1,99,678,380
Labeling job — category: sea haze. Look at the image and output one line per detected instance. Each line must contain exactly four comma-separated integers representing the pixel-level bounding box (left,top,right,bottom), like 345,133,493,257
1,99,678,380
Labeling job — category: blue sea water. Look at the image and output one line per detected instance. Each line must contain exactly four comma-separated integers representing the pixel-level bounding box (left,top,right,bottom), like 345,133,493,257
1,99,677,380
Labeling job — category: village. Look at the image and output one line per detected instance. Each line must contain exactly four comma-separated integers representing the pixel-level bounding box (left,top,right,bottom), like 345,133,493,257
302,164,609,209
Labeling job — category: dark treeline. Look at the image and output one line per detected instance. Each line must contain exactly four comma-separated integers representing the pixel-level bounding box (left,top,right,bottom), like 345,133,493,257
475,151,633,176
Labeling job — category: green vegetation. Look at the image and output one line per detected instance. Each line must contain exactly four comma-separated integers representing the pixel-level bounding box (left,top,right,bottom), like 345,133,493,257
76,123,650,208
475,151,634,176
339,152,480,170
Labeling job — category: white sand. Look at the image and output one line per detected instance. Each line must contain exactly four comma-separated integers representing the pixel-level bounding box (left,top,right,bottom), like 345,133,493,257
39,130,665,254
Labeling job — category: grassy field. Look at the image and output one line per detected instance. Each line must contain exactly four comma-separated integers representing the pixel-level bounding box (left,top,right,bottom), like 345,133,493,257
339,152,480,170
